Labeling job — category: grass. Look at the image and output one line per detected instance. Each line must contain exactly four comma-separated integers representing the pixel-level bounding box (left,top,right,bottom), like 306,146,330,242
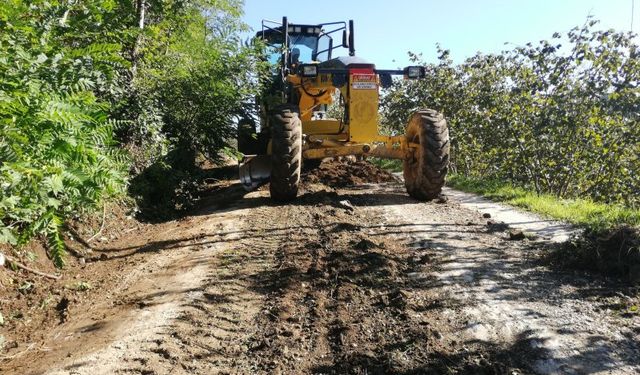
447,174,640,232
368,158,402,172
367,158,639,231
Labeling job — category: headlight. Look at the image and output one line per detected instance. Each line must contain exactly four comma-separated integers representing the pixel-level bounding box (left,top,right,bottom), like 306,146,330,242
300,64,318,78
405,66,424,79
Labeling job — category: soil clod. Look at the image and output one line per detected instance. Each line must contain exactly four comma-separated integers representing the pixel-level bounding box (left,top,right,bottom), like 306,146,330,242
508,229,526,240
352,238,379,251
303,160,397,187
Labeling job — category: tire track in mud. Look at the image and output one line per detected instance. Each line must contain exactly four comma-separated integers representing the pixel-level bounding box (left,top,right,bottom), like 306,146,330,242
135,229,267,374
9,175,639,375
39,203,279,375
361,182,640,375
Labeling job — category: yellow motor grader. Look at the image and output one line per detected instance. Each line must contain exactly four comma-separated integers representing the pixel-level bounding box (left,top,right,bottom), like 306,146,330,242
238,17,449,202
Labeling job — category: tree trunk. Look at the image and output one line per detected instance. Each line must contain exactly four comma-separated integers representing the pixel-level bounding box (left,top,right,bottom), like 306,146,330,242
130,0,147,77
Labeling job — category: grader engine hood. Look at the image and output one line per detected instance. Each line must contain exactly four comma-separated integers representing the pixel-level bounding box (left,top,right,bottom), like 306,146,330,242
317,56,377,82
314,56,381,142
317,56,374,69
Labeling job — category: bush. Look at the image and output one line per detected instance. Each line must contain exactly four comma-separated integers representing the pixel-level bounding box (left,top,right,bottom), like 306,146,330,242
0,0,259,266
0,1,128,267
382,19,639,207
128,150,201,221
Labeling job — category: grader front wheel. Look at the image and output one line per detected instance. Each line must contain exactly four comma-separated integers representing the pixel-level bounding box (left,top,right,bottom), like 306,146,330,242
403,109,450,200
269,105,302,202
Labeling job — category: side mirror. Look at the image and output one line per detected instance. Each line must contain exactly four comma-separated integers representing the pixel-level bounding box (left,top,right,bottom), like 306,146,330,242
342,30,348,48
348,20,355,56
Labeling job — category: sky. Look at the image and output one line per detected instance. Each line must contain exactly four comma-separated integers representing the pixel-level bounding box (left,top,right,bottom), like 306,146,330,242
241,0,637,68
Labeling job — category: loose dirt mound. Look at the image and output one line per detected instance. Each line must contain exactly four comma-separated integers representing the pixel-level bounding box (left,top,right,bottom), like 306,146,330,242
549,225,640,284
303,159,398,187
241,193,515,374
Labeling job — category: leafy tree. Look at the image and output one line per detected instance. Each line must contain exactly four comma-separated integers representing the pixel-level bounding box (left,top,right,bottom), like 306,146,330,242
1,0,263,265
382,19,639,207
125,0,268,217
0,0,129,266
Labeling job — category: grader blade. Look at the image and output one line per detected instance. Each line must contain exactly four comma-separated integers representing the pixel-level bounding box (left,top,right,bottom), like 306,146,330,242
239,154,271,191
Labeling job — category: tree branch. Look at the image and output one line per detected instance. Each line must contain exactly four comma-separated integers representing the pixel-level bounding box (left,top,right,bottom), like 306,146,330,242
1,253,62,280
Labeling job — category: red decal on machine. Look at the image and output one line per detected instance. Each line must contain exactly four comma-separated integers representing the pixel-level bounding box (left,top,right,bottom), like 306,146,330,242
351,73,377,90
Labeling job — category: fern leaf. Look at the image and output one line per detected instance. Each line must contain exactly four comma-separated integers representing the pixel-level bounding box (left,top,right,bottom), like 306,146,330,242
17,213,48,246
46,213,66,268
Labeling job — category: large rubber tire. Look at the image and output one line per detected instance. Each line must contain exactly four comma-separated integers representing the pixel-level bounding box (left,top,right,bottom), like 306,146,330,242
403,109,450,200
269,105,302,202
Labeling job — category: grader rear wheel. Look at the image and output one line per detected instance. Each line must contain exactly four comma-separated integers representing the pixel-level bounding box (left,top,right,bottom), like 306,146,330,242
403,109,450,200
269,105,302,202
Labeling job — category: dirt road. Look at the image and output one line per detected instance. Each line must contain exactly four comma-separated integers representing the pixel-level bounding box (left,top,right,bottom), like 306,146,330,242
2,165,639,374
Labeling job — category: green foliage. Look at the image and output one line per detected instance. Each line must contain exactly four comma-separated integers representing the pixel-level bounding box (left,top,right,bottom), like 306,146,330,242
368,158,402,173
128,150,201,220
66,281,92,291
448,174,640,231
382,19,639,207
1,0,261,265
121,0,263,166
0,1,128,265
142,28,261,164
125,0,267,216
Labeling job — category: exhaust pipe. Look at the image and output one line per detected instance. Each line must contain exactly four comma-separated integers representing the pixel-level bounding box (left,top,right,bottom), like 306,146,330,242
239,154,271,191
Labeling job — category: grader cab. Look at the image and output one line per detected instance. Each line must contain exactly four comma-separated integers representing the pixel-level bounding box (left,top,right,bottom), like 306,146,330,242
238,17,450,201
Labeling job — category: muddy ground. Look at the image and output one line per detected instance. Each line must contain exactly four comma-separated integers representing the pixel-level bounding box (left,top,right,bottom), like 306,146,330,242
1,161,639,374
